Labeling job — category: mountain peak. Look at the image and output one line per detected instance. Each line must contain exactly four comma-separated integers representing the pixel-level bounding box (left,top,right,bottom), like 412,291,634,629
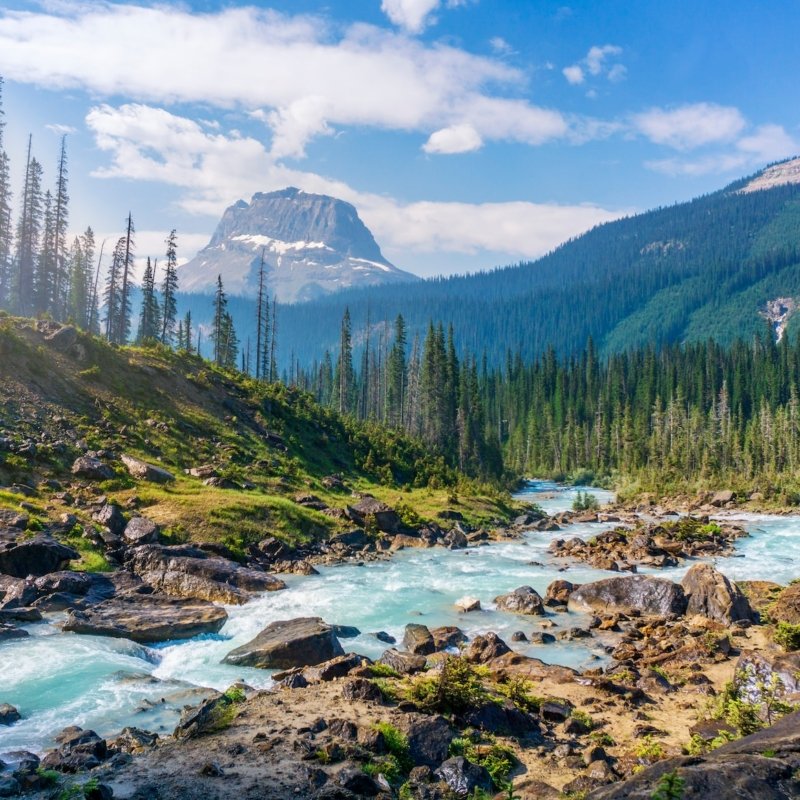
180,189,418,302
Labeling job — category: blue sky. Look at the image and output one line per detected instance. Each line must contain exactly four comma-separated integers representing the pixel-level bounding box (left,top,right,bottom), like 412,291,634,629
1,0,799,278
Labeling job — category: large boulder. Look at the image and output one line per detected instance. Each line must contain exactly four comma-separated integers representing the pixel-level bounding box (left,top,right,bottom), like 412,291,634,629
123,516,161,546
347,498,402,533
120,454,175,483
735,650,800,702
0,704,21,726
771,583,800,625
434,756,493,796
40,727,108,773
681,563,755,625
223,617,344,669
464,632,511,663
586,710,800,800
0,533,78,577
545,579,579,606
33,571,93,597
71,456,114,481
379,648,428,674
129,544,285,604
569,575,687,617
494,585,546,615
403,623,436,655
62,593,227,643
396,713,455,768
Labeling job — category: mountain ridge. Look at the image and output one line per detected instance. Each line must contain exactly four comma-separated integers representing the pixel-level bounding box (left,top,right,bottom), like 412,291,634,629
179,187,418,302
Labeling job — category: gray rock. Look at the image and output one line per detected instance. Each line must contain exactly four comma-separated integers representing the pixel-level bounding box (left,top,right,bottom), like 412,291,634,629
71,456,114,481
0,533,78,577
586,709,800,800
44,325,78,352
434,756,493,796
120,454,175,483
403,623,436,655
569,575,687,617
92,503,127,535
494,585,546,615
63,593,227,643
129,544,285,604
379,648,427,674
223,617,344,669
397,713,455,768
0,704,21,726
681,563,756,625
123,516,161,546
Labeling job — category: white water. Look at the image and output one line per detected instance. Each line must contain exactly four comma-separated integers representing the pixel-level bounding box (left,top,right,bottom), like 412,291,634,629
2,480,800,754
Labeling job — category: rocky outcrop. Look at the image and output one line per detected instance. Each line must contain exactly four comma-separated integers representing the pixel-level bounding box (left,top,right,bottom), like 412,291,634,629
71,456,114,481
40,727,109,773
129,544,285,604
568,575,687,617
62,593,228,643
681,563,755,625
464,632,511,663
435,756,493,796
120,454,175,483
396,713,455,768
0,532,78,577
347,498,402,534
735,650,800,702
379,648,427,674
771,583,800,624
586,710,800,799
494,585,546,615
223,617,344,669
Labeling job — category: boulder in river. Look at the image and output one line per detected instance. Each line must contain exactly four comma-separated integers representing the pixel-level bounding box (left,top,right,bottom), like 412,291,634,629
545,579,580,606
0,532,78,577
0,703,21,726
681,563,755,625
494,585,546,615
62,593,228,643
568,575,687,617
129,544,285,604
402,623,436,655
223,617,344,669
455,595,481,612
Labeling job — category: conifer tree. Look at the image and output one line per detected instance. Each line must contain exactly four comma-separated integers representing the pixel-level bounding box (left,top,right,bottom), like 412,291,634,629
137,257,161,342
104,237,125,342
181,311,193,353
65,236,86,325
51,136,69,318
116,213,135,343
0,77,12,308
212,275,228,365
14,139,43,315
160,229,178,345
335,308,354,415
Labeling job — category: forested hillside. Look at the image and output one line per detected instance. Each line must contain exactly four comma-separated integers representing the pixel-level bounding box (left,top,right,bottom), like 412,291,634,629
208,169,800,371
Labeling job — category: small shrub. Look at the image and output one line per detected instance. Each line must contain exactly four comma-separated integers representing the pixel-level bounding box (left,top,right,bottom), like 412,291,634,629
650,770,685,800
494,676,543,713
409,655,487,713
223,685,246,704
774,621,800,651
373,722,413,773
368,663,400,678
634,736,666,763
570,709,596,731
572,491,599,512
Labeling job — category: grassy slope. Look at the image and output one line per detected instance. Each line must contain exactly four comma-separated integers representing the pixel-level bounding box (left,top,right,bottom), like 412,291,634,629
0,317,517,562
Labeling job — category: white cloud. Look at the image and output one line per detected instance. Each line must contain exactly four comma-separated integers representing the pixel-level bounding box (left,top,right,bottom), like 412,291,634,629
562,65,584,85
564,44,625,86
645,123,798,177
84,103,625,271
0,3,569,159
423,123,482,153
45,123,77,135
381,0,440,33
633,103,746,150
489,36,514,55
585,45,621,76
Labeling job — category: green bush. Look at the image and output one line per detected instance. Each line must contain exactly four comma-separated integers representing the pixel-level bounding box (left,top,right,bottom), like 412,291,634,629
373,722,413,774
572,490,600,512
650,770,685,800
774,621,800,651
409,656,487,713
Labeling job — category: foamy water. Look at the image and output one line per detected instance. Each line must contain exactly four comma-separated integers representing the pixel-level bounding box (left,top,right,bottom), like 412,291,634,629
2,481,799,753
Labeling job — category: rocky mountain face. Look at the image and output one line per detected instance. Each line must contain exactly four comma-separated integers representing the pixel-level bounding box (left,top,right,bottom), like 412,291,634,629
178,188,418,302
740,155,800,193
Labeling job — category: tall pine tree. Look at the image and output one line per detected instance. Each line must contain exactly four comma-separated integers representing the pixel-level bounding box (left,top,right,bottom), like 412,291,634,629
160,229,178,345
